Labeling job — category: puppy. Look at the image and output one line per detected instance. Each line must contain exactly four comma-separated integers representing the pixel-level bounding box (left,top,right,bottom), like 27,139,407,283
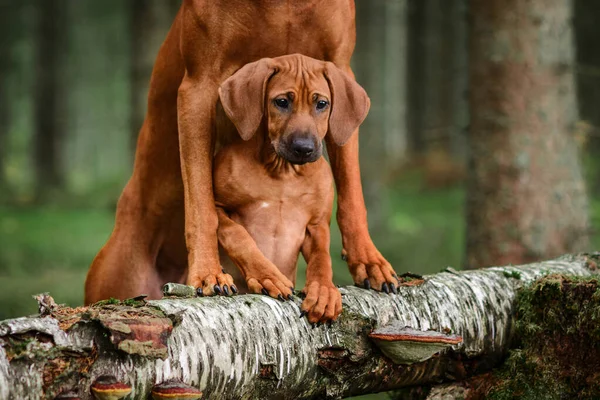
213,54,370,323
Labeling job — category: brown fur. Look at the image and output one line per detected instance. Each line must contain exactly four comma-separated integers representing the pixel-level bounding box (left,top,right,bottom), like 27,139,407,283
84,0,397,305
215,54,367,322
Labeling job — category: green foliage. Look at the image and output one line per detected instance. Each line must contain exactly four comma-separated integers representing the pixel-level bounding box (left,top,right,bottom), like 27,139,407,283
0,207,114,319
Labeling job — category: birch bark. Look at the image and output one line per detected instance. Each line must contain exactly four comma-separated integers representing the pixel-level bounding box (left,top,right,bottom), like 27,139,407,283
0,254,597,399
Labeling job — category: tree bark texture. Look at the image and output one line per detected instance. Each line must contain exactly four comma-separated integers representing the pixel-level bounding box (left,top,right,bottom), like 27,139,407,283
466,0,590,269
1,254,598,399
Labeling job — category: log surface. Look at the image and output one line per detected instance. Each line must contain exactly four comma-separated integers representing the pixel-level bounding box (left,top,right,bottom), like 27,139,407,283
0,254,597,399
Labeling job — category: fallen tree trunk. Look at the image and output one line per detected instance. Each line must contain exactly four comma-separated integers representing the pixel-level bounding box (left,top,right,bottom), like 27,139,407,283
0,254,598,399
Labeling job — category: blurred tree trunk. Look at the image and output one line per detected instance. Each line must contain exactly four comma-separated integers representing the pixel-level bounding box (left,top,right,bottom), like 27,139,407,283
406,0,426,155
574,0,600,195
420,0,468,160
33,0,67,202
0,40,9,192
466,0,590,269
0,1,19,192
407,0,468,188
353,0,408,231
130,0,180,156
382,0,409,169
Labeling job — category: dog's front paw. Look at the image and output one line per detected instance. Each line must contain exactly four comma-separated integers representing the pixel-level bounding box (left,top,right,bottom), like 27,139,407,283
189,268,237,297
300,280,342,324
342,241,399,294
246,271,294,302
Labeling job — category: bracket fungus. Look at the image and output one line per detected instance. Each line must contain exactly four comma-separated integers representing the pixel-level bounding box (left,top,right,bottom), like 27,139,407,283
90,375,132,400
151,380,203,400
369,323,462,364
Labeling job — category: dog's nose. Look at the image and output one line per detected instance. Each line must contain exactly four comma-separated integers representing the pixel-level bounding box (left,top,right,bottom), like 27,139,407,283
290,137,315,157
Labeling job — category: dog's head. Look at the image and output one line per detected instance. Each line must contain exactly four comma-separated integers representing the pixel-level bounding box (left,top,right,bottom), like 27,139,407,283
218,54,370,165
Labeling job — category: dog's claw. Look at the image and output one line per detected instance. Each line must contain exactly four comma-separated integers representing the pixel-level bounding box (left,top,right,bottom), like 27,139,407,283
341,252,348,262
223,285,229,296
214,285,222,295
390,283,397,294
327,320,333,328
299,310,308,319
231,285,238,294
364,279,371,290
261,288,269,296
382,283,389,294
287,294,293,301
277,294,285,302
196,288,203,297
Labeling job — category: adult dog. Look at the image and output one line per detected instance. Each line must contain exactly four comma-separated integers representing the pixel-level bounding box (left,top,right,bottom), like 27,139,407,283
84,0,398,304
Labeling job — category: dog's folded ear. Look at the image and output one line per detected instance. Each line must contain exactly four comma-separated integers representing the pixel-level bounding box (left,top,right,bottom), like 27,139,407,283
323,63,370,146
219,59,277,140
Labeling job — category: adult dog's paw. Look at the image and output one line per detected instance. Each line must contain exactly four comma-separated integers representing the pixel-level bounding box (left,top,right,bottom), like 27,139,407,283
189,268,237,297
343,242,399,294
300,280,342,324
246,271,294,301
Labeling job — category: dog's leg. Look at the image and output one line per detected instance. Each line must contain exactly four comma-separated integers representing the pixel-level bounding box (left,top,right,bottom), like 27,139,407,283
325,67,399,293
300,221,342,324
175,0,239,296
326,132,399,293
216,208,294,299
177,77,237,296
84,186,165,304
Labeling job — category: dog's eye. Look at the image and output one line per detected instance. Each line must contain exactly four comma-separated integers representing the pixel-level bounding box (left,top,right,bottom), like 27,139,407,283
316,100,329,110
275,98,289,109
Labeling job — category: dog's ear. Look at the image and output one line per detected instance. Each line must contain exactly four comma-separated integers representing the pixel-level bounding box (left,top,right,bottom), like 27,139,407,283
218,59,277,140
323,62,370,146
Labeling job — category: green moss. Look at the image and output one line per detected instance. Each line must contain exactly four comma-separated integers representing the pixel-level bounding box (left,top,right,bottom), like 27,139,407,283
488,275,600,399
93,297,120,306
4,337,34,359
122,298,145,307
502,270,522,279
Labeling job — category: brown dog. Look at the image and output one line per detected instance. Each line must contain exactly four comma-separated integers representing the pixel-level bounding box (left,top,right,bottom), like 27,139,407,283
84,0,398,305
214,54,364,322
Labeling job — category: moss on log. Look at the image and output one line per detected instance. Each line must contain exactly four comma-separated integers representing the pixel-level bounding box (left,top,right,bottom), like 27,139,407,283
0,254,598,399
486,273,600,399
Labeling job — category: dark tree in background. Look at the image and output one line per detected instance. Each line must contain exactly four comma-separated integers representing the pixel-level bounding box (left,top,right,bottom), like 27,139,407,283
407,0,468,166
33,0,68,202
353,0,408,232
574,0,600,195
130,0,180,155
466,0,590,269
0,1,21,192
